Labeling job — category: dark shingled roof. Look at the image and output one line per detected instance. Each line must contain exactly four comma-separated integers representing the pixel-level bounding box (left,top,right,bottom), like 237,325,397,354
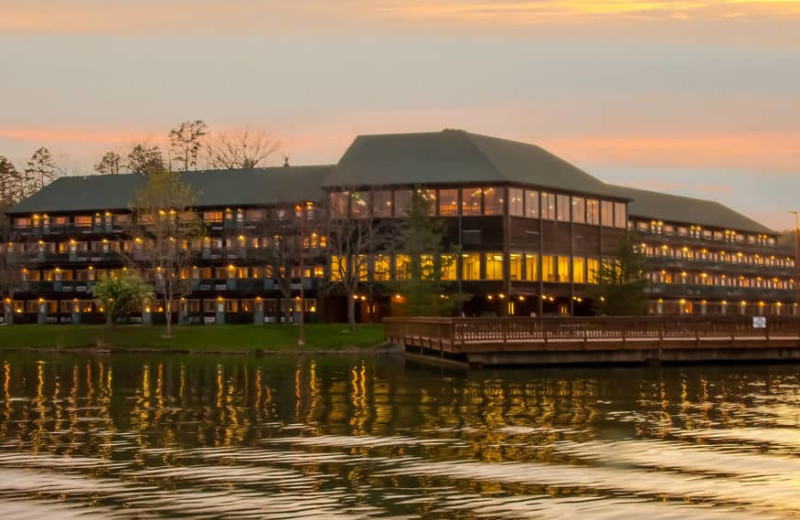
8,166,333,214
609,185,774,235
326,130,623,198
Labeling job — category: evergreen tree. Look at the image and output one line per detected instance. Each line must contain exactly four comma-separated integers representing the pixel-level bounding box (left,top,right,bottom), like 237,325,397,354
593,232,649,315
24,147,56,192
0,156,22,205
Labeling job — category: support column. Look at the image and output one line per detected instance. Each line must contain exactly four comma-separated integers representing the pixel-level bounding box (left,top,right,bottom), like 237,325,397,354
3,300,13,325
37,300,47,325
216,299,225,325
179,300,189,325
254,299,265,325
71,300,81,325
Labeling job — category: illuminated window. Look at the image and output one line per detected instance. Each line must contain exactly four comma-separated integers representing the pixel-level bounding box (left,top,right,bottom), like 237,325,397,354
614,202,627,228
462,253,481,280
525,253,538,281
509,188,524,216
441,254,457,280
556,194,570,221
330,192,348,219
542,256,556,282
373,255,390,281
394,254,411,280
439,189,459,216
557,256,570,282
421,254,435,280
356,255,369,281
373,191,393,218
461,188,482,216
394,190,412,217
573,257,586,283
74,215,92,227
485,252,504,280
572,197,585,224
483,187,505,215
601,201,614,227
525,190,539,218
541,192,556,220
418,189,437,216
330,255,345,281
509,253,522,280
351,192,369,219
586,199,599,225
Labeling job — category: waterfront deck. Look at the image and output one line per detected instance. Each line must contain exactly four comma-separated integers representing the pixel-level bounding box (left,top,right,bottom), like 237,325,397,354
384,316,800,366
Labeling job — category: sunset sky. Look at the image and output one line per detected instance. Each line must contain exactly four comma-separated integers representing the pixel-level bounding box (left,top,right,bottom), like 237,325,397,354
1,0,799,228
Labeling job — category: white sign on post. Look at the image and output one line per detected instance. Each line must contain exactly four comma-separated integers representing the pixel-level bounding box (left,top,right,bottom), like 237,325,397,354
752,316,767,329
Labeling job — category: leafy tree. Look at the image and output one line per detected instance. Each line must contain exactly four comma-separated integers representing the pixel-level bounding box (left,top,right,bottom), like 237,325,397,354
127,144,164,175
206,127,279,169
90,270,154,327
592,232,649,316
169,120,207,172
94,151,122,175
392,190,465,316
129,169,202,337
23,147,56,196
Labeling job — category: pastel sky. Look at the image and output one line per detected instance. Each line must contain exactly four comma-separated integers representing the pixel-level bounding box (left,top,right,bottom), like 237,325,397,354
1,0,799,229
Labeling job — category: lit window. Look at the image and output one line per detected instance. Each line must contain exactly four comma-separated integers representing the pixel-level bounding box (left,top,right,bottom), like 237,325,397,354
573,258,586,283
541,192,556,220
462,253,481,280
601,201,614,227
509,253,522,280
439,189,459,216
441,254,457,280
586,199,600,225
572,197,585,224
461,188,482,216
483,187,505,216
587,258,599,284
509,188,524,217
351,192,369,219
557,256,570,282
373,255,390,281
525,253,538,281
373,191,393,218
330,255,345,281
394,254,411,280
394,190,412,217
525,190,539,218
330,192,348,219
556,194,570,221
485,253,504,280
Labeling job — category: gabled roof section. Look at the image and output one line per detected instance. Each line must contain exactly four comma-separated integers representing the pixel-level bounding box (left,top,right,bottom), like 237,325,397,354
325,130,622,198
7,166,333,215
608,185,774,235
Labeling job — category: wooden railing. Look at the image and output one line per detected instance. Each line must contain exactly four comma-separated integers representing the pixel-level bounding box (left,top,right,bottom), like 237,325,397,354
384,316,800,354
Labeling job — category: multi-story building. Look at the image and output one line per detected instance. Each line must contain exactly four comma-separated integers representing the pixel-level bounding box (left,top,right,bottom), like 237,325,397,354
0,130,793,324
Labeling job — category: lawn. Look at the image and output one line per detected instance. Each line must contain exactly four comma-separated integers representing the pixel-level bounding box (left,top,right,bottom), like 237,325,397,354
0,324,386,352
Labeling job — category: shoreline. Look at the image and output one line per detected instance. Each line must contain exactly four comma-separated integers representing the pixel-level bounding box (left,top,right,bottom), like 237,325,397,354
0,342,399,356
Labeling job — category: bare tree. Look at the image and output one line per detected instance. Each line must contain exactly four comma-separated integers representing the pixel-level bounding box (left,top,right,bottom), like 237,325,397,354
24,147,56,195
95,151,122,175
129,169,203,337
127,144,165,175
206,128,279,169
170,120,207,172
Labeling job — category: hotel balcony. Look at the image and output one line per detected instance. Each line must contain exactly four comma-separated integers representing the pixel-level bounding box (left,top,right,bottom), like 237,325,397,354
648,257,797,277
646,283,796,301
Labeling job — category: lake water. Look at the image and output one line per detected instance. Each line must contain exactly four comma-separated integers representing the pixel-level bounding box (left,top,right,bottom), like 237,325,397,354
1,352,800,519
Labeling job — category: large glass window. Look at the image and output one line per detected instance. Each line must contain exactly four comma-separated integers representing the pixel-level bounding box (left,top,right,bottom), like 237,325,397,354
462,253,481,280
485,252,504,280
572,197,585,224
418,189,437,216
373,255,390,281
525,190,539,218
394,254,411,280
421,254,435,280
525,253,538,281
483,187,505,216
351,192,369,219
441,254,457,280
439,189,459,216
542,256,556,282
614,202,627,228
587,258,600,284
461,188,482,216
601,201,614,227
330,192,348,219
586,199,599,225
373,191,393,218
573,257,586,283
509,253,522,280
541,192,556,220
556,194,570,221
509,188,524,216
557,256,570,282
330,255,345,281
394,190,412,217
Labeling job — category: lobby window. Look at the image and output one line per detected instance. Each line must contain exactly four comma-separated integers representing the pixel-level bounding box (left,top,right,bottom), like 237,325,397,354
525,190,539,218
614,202,626,228
330,255,345,281
394,190,412,217
351,192,369,219
572,197,586,224
462,253,481,280
587,258,599,284
525,254,538,281
483,187,505,216
394,254,411,280
13,217,31,229
356,255,369,281
373,191,393,218
485,252,504,280
439,189,459,216
586,199,599,225
541,192,556,220
461,188,482,216
509,188,524,216
557,256,570,282
509,253,522,280
374,255,390,281
573,257,586,283
421,254,435,279
330,192,348,219
74,215,92,228
542,256,556,282
556,194,570,221
441,254,457,280
600,201,613,227
418,189,437,216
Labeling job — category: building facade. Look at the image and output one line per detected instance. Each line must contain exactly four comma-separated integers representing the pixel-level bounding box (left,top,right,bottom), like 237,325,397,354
0,130,794,324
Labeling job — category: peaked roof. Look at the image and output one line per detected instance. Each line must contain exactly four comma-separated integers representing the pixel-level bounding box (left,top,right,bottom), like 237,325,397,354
326,130,623,198
609,185,774,235
8,166,332,215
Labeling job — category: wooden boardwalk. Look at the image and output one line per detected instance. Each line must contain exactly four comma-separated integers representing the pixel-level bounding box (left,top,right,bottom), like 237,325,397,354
384,316,800,366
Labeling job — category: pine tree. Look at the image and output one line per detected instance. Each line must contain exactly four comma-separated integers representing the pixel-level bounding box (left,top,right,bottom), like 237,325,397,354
593,232,649,315
24,147,56,193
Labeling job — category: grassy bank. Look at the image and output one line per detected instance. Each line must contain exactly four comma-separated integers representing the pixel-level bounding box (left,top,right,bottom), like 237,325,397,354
0,324,385,352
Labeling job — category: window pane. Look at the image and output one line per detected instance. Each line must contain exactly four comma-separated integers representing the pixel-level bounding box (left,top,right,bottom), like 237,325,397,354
509,188,523,216
351,192,369,218
614,202,626,228
541,192,556,220
509,252,522,280
418,189,437,216
421,254,435,280
573,257,586,283
587,258,600,284
557,256,570,282
462,253,481,280
542,256,556,282
373,191,393,218
394,190,412,217
483,187,505,216
356,255,369,281
461,188,481,216
556,194,570,221
586,199,599,225
525,253,538,281
374,255,390,281
330,255,345,281
485,252,504,280
572,197,585,224
439,189,459,216
330,192,348,219
601,201,614,227
394,254,411,280
441,254,457,280
525,190,539,218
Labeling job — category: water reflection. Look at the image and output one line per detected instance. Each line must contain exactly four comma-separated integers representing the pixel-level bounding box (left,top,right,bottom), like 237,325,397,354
1,353,800,518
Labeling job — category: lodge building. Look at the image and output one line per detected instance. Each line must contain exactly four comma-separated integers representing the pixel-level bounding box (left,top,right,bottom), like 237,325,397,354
1,130,794,325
